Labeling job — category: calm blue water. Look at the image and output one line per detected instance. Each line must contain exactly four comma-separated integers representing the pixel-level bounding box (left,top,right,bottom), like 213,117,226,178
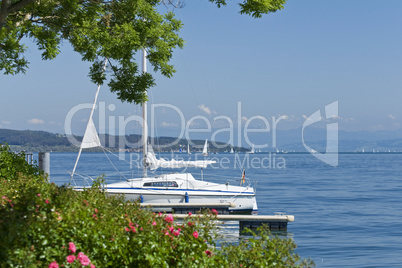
42,152,402,267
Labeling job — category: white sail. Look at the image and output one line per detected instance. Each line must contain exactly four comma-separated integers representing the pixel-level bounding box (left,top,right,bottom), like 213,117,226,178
202,139,208,155
187,144,191,154
81,118,101,149
230,147,234,154
146,146,215,170
249,144,255,154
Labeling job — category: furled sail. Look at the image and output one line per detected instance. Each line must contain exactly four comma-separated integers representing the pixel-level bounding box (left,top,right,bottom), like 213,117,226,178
146,145,215,170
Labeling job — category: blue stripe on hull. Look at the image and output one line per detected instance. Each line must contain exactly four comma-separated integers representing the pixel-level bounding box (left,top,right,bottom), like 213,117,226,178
103,187,254,195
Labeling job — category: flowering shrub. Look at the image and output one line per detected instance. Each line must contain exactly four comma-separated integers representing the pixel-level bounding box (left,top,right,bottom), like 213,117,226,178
0,145,314,267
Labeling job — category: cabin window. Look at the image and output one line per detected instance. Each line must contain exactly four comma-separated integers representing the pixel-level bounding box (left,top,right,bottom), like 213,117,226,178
143,181,178,187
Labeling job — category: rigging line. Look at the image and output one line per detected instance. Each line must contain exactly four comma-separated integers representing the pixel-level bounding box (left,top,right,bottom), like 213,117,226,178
102,147,130,181
102,147,142,170
198,172,241,180
68,172,95,187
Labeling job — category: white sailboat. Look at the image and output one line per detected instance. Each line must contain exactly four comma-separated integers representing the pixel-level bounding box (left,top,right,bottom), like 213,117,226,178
230,147,234,154
202,139,208,156
71,52,258,214
187,143,191,154
248,144,255,154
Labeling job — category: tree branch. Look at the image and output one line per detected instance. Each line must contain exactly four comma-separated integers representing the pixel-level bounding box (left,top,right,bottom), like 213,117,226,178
15,12,31,27
0,0,11,29
7,0,37,14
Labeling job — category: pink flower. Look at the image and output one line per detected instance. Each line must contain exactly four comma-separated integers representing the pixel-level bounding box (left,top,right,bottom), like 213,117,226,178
94,208,98,214
158,212,162,216
92,214,96,218
165,231,169,235
77,252,91,265
188,212,192,216
48,261,59,268
192,231,199,239
90,265,96,268
205,250,212,256
37,194,41,197
173,230,180,236
125,227,130,232
2,196,6,199
152,221,156,226
79,254,91,266
169,226,174,232
68,242,76,253
140,227,143,231
131,226,136,233
45,199,49,204
187,221,193,227
211,209,218,215
164,214,174,223
66,255,76,263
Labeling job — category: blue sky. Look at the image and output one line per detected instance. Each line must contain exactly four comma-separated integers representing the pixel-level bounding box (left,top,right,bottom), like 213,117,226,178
1,0,402,139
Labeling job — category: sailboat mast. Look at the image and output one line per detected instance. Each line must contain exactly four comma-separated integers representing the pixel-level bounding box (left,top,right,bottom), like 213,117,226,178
142,48,148,177
70,59,107,184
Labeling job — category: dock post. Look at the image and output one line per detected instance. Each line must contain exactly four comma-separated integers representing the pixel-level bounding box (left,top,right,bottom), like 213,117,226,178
38,152,50,178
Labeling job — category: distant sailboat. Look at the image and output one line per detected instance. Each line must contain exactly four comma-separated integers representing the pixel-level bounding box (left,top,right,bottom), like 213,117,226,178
230,147,234,154
202,139,208,155
249,144,255,154
187,144,191,154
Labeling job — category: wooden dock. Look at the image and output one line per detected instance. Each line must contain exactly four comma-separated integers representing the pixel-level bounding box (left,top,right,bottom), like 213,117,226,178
140,202,236,214
139,203,294,232
172,213,293,232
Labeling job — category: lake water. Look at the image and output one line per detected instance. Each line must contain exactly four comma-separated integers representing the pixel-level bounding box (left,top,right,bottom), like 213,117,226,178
42,152,402,267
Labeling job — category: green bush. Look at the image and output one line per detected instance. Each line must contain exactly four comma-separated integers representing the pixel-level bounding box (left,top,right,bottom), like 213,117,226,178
0,145,314,267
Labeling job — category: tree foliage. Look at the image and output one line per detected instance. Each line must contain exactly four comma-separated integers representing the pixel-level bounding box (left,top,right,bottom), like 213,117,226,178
0,0,287,104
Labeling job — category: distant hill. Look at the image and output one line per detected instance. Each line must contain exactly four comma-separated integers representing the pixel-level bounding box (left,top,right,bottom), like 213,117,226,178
280,138,402,153
3,128,402,153
0,129,246,153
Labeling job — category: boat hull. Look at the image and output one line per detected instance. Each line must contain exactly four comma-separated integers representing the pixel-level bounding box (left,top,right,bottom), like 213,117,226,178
74,173,259,215
105,189,257,214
